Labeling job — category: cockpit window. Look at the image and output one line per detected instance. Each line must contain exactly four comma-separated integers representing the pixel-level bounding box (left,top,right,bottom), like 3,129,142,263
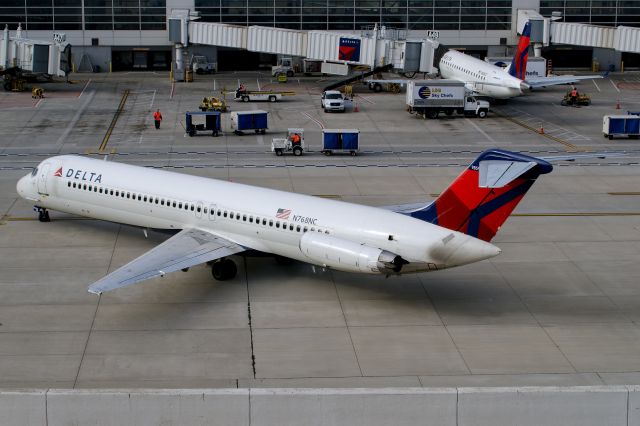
31,167,38,177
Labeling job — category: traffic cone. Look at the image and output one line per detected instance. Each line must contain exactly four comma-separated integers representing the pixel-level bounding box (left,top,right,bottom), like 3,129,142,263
539,124,544,134
354,100,359,112
616,99,620,110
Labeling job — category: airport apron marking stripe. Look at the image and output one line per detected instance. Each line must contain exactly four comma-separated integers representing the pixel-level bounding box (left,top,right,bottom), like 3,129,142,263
99,89,130,153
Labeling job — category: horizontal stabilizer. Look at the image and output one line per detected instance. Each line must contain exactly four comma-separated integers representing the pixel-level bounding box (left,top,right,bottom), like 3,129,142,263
479,160,536,188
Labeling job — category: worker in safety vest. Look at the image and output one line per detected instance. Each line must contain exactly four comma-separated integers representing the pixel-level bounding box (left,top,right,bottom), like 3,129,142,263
290,133,301,145
236,83,246,99
570,87,578,104
153,109,162,129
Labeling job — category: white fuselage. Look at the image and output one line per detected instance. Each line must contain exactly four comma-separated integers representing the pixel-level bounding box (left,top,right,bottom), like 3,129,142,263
439,50,524,99
16,155,499,274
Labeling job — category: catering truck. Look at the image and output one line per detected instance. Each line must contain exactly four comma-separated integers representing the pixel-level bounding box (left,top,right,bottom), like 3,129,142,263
406,80,489,119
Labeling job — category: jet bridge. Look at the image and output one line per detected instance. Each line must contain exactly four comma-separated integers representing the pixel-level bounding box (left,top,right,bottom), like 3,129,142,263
517,10,640,54
0,25,71,80
170,11,439,76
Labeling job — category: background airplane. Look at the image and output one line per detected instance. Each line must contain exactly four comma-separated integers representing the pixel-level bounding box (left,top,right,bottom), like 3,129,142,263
368,21,603,99
15,149,602,295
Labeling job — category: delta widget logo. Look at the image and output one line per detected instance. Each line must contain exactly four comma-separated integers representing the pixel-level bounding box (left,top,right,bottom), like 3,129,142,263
338,38,361,62
54,167,63,177
418,86,431,99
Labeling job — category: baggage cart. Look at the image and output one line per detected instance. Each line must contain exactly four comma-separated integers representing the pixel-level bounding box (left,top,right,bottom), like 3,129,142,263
234,87,295,102
231,110,268,135
185,111,221,137
321,129,359,156
603,115,640,140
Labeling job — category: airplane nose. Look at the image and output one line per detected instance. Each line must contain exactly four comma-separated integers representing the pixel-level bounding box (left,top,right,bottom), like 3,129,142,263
16,174,35,200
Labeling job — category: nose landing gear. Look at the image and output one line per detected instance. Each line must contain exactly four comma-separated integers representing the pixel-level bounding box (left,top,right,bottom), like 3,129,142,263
34,206,50,222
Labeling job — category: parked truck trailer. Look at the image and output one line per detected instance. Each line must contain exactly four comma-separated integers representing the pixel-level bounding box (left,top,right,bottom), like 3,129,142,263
406,80,489,119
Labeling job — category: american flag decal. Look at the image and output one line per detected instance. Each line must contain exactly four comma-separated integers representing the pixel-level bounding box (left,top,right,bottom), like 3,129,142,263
276,208,291,219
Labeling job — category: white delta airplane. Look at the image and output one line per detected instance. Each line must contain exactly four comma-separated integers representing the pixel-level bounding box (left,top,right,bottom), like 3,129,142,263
370,21,602,99
16,149,599,294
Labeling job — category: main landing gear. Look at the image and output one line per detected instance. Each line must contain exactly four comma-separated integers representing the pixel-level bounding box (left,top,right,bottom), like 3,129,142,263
35,206,50,222
211,258,237,281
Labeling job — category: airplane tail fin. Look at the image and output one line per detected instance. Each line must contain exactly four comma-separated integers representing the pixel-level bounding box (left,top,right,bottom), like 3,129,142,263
508,21,531,80
408,149,552,242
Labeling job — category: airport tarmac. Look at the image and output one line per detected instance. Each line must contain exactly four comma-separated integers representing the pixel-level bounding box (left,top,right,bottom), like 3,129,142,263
0,71,639,389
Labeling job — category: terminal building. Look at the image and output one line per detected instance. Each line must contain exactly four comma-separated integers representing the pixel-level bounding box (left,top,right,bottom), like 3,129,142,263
0,1,639,72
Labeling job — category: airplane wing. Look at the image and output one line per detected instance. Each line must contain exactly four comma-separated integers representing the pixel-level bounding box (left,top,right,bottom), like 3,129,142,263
525,74,603,88
88,228,246,294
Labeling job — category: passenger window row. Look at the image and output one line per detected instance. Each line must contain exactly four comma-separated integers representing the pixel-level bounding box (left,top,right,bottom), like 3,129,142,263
68,180,201,212
217,208,329,235
444,60,486,81
66,180,330,235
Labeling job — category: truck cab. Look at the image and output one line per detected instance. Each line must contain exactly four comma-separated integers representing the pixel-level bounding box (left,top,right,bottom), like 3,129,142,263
464,96,490,118
321,90,345,112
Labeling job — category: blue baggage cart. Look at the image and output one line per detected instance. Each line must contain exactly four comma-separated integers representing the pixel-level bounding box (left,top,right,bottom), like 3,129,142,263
231,110,268,135
185,111,221,137
603,115,640,140
321,129,360,156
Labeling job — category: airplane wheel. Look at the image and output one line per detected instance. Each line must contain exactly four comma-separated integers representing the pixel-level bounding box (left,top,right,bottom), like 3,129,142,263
38,209,50,222
211,259,237,281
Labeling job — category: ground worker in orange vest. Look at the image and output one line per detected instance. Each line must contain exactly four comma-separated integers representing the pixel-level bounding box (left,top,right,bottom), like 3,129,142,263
153,109,162,129
236,83,246,99
290,133,301,145
570,86,578,105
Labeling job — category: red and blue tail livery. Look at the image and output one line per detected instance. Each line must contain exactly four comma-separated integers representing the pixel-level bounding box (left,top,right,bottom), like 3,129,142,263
508,21,531,80
409,149,552,242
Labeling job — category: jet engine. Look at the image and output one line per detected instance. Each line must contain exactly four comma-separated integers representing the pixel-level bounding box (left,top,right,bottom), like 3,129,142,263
299,233,407,274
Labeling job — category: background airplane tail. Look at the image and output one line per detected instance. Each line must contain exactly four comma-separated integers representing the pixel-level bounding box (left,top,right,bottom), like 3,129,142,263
409,149,552,242
508,21,531,80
